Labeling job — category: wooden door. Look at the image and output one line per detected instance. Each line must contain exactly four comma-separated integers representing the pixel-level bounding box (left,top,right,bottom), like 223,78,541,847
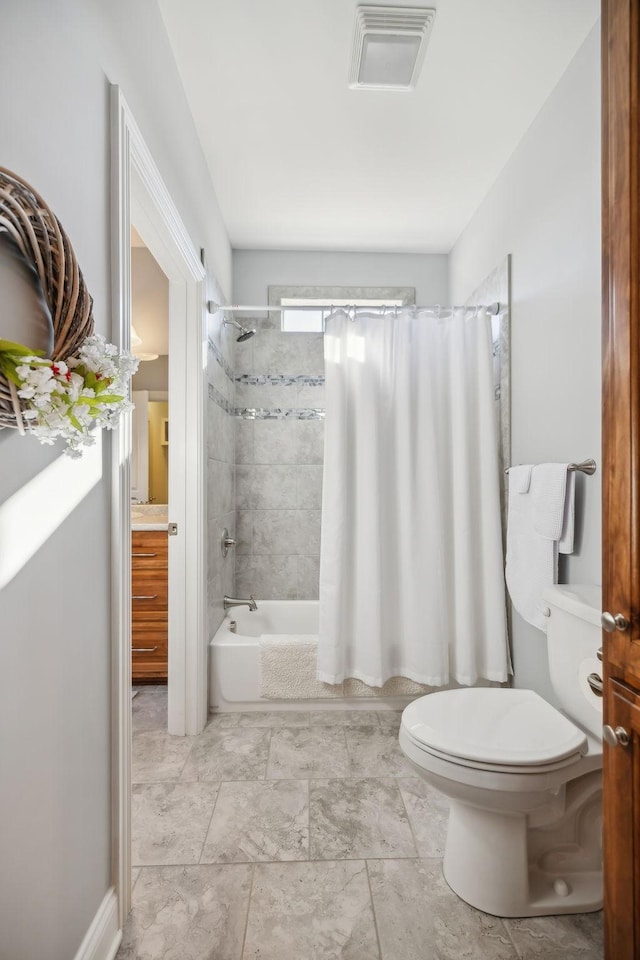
602,1,640,955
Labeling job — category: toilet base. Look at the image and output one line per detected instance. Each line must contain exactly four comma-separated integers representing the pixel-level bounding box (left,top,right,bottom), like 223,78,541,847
443,780,603,917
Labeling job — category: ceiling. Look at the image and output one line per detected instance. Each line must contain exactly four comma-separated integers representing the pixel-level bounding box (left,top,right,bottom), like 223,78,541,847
159,0,599,253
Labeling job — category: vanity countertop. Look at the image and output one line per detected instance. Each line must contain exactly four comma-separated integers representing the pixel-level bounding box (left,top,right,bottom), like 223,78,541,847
132,505,169,531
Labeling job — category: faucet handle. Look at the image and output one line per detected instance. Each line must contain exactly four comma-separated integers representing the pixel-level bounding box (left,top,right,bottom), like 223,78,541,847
221,528,237,558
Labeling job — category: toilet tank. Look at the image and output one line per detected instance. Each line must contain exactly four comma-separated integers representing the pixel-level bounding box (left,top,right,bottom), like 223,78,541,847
543,584,603,737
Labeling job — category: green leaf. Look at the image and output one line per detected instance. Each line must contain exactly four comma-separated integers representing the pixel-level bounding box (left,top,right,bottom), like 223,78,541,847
0,339,45,357
0,358,22,386
91,394,124,404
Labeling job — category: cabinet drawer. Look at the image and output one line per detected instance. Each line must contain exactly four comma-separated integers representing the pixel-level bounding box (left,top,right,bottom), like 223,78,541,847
132,531,168,570
132,639,167,660
132,574,168,609
132,607,168,625
132,622,167,654
132,614,167,635
132,660,168,682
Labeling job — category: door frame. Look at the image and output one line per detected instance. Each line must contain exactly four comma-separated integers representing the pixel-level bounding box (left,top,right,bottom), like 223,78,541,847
110,85,208,925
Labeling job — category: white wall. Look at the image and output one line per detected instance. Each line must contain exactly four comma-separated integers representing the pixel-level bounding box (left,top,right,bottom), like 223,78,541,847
233,250,449,305
132,355,169,393
131,246,169,356
0,2,230,958
449,25,602,702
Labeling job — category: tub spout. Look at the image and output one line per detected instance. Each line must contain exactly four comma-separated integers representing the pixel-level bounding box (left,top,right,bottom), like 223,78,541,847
224,595,258,612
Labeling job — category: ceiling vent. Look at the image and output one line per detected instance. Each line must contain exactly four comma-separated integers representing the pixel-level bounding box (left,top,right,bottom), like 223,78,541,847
349,5,436,91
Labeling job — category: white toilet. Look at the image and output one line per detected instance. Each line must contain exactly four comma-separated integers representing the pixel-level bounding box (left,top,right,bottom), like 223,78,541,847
399,584,603,918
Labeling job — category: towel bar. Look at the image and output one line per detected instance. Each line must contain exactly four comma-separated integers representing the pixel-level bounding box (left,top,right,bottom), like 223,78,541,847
505,458,596,476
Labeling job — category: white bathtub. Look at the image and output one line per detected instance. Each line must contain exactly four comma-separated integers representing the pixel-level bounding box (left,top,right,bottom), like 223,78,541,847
209,600,415,713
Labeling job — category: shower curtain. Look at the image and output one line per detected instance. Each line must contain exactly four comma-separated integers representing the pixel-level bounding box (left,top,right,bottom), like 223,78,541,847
317,307,509,688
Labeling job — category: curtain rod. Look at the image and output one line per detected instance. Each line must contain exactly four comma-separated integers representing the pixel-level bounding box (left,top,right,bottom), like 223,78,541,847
208,301,502,316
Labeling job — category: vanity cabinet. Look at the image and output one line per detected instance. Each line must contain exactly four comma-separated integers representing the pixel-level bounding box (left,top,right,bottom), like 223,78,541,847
132,529,168,682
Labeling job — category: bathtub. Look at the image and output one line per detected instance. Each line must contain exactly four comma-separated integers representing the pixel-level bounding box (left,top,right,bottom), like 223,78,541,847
209,601,416,713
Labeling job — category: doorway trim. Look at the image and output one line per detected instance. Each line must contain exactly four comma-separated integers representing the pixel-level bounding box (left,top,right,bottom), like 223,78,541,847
110,85,207,924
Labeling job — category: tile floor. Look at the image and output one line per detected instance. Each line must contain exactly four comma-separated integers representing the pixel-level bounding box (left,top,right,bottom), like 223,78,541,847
118,686,604,960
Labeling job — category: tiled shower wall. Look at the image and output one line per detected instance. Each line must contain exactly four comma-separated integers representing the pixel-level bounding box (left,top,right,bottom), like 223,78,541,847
234,318,325,600
207,317,237,637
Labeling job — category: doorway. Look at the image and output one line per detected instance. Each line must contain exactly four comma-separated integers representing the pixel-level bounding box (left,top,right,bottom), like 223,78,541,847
110,85,208,925
130,231,170,688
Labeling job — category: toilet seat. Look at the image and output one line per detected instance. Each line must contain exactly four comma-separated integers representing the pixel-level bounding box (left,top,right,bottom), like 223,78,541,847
401,688,588,771
402,730,590,776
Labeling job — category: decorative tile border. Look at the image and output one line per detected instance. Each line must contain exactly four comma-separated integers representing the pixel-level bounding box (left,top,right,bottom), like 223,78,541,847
236,407,325,421
208,337,235,383
208,383,235,416
208,384,325,420
235,374,325,387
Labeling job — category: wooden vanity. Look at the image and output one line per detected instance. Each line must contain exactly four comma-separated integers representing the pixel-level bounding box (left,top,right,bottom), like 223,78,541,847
132,529,168,681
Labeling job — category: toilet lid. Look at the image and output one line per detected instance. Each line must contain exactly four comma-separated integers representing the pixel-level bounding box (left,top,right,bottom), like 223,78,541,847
401,689,588,767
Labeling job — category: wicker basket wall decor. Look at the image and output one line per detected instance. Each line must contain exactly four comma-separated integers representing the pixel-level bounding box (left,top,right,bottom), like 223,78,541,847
0,167,95,431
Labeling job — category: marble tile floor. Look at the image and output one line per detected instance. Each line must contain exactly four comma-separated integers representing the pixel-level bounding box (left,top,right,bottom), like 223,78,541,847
119,686,604,960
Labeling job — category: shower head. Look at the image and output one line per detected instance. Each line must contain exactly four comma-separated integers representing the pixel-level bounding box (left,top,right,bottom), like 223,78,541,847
223,316,256,342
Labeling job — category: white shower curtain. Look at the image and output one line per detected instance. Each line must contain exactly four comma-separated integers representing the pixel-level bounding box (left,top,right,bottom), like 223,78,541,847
317,307,509,688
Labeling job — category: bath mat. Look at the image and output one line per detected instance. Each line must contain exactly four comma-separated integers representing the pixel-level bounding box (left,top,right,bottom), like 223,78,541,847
259,635,433,700
260,635,343,699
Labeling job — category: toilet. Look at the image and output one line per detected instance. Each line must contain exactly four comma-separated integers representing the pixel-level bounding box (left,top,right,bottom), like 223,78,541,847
399,584,603,918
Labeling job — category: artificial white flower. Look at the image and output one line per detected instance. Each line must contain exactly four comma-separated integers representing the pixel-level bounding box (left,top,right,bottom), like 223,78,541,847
1,333,139,456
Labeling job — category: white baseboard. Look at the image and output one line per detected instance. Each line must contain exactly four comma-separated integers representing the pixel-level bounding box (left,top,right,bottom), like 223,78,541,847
73,887,122,960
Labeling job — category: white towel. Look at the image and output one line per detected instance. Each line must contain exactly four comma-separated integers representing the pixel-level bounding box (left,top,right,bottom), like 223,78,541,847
531,463,569,541
558,470,575,554
505,465,557,632
513,464,533,493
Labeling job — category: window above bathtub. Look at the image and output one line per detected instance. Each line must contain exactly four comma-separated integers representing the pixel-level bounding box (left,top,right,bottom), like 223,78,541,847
268,286,416,333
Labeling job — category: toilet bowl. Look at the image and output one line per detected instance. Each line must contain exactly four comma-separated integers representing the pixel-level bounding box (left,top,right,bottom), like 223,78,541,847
399,584,603,918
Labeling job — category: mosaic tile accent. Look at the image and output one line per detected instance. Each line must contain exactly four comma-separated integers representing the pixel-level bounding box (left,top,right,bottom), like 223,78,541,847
207,337,235,383
236,408,325,421
208,362,326,420
235,374,325,387
207,383,235,416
